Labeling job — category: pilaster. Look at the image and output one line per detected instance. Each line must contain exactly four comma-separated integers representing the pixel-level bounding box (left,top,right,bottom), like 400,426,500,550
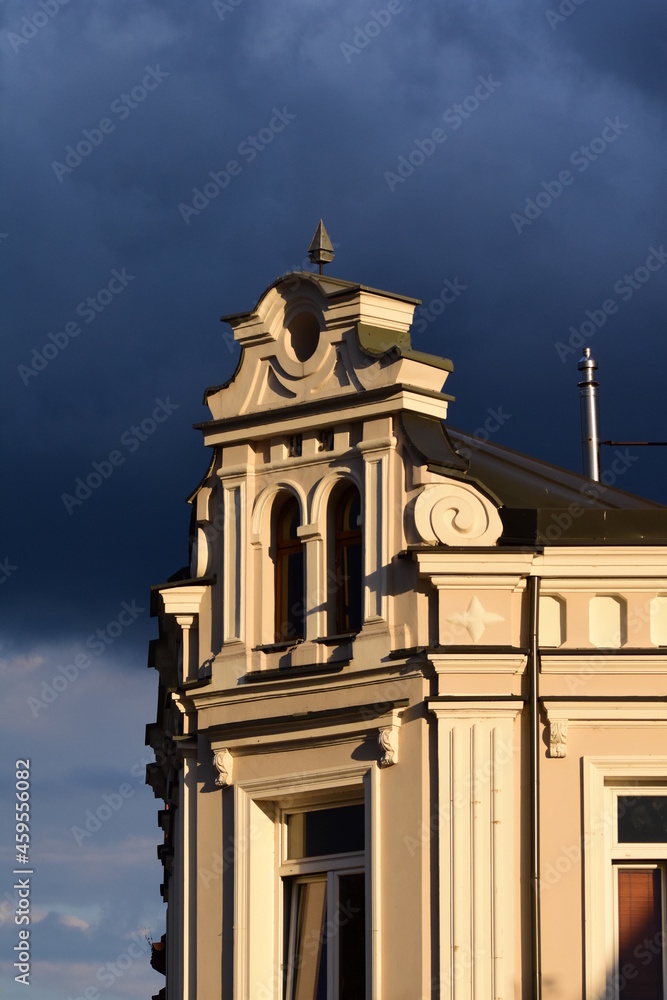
428,700,522,999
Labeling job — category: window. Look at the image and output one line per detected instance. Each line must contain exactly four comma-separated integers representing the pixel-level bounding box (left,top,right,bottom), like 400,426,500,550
611,791,667,998
332,486,362,634
583,757,667,1000
281,804,366,1000
275,496,304,642
233,766,377,1000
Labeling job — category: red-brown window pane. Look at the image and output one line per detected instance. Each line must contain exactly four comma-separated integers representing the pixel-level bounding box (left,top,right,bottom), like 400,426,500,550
618,867,663,999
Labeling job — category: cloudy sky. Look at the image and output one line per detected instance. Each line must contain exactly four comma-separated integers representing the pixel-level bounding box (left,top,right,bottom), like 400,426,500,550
1,0,666,996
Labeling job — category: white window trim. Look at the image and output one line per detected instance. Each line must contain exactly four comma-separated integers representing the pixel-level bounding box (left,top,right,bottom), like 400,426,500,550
583,756,667,999
233,764,380,1000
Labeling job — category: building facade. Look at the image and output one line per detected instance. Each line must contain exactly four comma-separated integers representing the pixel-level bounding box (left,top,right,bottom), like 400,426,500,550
147,267,667,1000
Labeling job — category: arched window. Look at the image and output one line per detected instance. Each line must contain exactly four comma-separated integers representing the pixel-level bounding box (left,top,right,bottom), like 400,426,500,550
275,496,304,642
334,486,362,634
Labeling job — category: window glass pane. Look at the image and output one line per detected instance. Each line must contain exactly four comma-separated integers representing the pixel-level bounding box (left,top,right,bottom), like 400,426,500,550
340,491,361,532
338,542,362,633
334,486,362,634
337,873,365,1000
288,805,364,859
281,500,301,541
275,496,304,641
618,796,667,843
286,880,327,1000
283,550,304,639
617,868,663,999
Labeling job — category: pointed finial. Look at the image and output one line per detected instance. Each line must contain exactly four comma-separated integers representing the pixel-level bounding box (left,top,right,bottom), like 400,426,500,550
307,219,335,275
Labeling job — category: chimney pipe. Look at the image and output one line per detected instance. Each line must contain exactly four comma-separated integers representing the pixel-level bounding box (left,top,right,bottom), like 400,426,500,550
577,347,600,481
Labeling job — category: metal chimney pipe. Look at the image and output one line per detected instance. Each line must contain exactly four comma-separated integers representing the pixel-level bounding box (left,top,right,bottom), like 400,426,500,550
577,347,600,481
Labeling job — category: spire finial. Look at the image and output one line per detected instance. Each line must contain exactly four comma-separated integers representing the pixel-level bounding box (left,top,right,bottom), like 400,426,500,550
307,219,335,275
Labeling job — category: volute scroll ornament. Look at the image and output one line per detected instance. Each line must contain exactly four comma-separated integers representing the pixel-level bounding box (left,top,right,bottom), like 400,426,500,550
414,482,503,547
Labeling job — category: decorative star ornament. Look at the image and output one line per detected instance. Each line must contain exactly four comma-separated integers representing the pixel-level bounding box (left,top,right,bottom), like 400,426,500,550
446,595,504,643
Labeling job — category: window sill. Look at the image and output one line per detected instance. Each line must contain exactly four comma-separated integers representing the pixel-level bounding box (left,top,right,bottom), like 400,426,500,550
249,636,354,674
241,662,346,683
314,631,361,645
254,638,304,654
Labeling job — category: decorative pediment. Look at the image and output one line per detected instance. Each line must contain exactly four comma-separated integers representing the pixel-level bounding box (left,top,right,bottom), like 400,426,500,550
204,273,451,420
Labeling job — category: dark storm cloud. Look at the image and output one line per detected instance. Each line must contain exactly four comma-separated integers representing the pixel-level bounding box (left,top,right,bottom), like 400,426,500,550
2,2,667,993
2,0,666,629
545,0,667,103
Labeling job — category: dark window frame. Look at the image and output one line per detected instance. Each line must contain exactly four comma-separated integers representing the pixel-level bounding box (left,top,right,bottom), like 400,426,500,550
274,495,305,642
333,485,362,635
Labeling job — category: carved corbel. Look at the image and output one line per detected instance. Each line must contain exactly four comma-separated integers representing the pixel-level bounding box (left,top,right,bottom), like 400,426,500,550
549,720,568,758
378,726,399,766
213,748,233,787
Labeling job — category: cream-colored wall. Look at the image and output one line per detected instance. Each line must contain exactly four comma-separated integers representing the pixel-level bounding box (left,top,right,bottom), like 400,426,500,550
149,271,667,1000
163,493,667,1000
194,739,223,999
539,725,667,999
376,713,432,1000
539,747,584,1000
190,691,433,1000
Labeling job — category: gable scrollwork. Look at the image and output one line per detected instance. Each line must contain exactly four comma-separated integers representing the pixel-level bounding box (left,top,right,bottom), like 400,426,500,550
414,481,503,547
